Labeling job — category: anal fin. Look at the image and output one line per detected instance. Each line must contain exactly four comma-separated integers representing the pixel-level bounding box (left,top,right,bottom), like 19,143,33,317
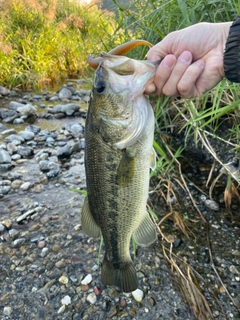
81,196,101,238
133,211,157,246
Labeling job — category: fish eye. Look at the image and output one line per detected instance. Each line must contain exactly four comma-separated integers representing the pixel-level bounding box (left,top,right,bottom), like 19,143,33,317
95,81,106,94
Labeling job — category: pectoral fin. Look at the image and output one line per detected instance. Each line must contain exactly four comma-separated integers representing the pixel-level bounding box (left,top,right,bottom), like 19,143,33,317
81,196,101,238
150,147,156,170
117,149,136,187
134,212,157,246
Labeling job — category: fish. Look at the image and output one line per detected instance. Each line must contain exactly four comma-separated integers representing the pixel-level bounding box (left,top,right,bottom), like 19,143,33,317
81,49,159,293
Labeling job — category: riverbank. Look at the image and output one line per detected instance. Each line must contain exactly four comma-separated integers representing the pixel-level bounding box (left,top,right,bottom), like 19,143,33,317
0,82,239,319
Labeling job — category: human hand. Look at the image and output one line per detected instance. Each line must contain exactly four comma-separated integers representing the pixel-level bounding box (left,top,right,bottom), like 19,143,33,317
146,22,231,98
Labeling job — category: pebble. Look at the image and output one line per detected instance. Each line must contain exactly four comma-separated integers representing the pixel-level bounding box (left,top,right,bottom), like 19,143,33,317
86,292,97,305
59,275,69,285
58,305,66,313
38,240,46,248
204,199,220,211
16,209,35,222
40,247,49,257
81,274,92,285
132,288,144,302
20,182,33,191
61,295,71,305
1,219,12,229
3,306,13,316
55,260,66,268
13,238,26,247
0,223,5,232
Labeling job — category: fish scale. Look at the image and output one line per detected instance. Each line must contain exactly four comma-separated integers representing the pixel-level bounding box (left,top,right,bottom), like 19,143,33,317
81,53,159,292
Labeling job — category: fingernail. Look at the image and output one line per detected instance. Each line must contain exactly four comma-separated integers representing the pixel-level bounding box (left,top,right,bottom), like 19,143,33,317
178,51,192,63
145,83,156,93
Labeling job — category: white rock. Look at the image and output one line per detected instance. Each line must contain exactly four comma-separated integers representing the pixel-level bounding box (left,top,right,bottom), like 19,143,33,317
61,295,71,305
20,182,33,191
86,292,97,304
132,288,144,302
204,199,219,211
81,273,92,285
58,305,66,314
3,306,13,316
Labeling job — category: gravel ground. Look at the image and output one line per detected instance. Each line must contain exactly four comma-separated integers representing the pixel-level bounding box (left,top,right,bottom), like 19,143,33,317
0,83,239,319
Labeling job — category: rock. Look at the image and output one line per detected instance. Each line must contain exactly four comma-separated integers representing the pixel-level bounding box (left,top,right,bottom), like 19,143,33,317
70,123,84,137
13,118,24,124
1,219,12,229
17,146,34,157
0,149,11,164
57,305,66,314
13,238,26,247
204,199,220,211
3,306,13,316
81,274,92,285
18,130,35,141
0,109,18,120
59,86,72,100
11,180,23,189
16,209,35,222
46,136,55,144
0,123,8,131
59,275,69,285
229,265,240,274
1,128,17,135
17,103,37,116
40,247,49,257
49,95,59,102
39,160,60,172
7,142,18,155
9,229,20,239
0,164,13,173
9,101,26,111
0,86,11,96
5,134,25,145
57,144,72,159
132,288,144,302
55,260,66,269
47,170,62,179
61,295,71,305
0,186,11,194
20,182,33,191
11,154,21,160
86,292,97,305
0,223,5,232
61,103,79,114
26,125,41,134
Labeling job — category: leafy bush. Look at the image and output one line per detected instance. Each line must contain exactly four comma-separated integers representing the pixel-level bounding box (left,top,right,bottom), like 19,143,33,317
0,0,131,88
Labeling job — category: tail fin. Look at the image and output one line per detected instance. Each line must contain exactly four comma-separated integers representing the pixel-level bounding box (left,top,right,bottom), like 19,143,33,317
101,255,138,293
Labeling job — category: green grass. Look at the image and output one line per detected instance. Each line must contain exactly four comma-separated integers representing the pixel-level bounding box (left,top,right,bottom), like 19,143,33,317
113,0,240,185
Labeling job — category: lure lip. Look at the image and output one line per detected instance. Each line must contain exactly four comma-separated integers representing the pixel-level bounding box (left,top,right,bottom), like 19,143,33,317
87,39,153,69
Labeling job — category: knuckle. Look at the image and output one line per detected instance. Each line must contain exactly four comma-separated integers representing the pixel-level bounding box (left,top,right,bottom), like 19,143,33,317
162,86,177,97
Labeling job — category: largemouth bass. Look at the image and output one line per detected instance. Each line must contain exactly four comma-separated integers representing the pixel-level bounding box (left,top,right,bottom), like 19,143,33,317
81,52,158,293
